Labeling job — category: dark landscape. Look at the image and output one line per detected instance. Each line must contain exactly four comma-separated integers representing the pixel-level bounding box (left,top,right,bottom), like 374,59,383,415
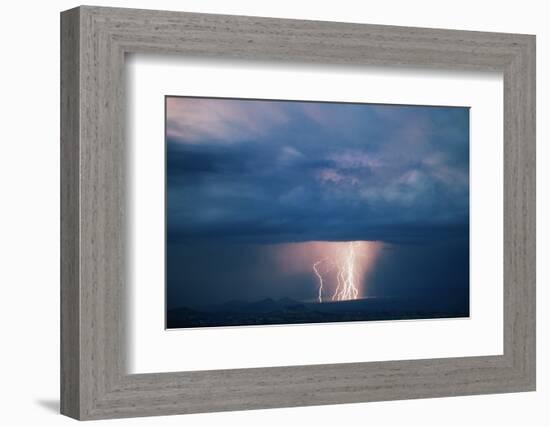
167,292,469,329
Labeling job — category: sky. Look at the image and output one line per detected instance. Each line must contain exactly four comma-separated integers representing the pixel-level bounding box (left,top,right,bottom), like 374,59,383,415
165,96,469,309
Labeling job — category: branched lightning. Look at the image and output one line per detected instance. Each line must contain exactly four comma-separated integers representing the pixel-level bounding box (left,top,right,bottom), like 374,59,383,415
313,242,363,302
332,268,343,301
312,259,326,303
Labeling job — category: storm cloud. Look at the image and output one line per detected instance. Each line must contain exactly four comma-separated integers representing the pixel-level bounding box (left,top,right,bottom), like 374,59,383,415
166,97,469,245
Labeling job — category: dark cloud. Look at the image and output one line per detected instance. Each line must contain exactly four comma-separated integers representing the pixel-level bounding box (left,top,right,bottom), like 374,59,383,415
166,99,469,244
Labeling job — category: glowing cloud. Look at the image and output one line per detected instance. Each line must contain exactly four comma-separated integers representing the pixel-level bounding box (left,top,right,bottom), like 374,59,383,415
276,241,382,302
312,241,381,302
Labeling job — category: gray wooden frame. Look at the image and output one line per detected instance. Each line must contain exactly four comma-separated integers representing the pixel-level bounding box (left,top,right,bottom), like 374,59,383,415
60,5,536,420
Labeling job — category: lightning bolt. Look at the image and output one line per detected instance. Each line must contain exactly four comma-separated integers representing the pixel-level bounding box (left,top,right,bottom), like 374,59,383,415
312,259,326,303
313,242,363,302
332,268,343,301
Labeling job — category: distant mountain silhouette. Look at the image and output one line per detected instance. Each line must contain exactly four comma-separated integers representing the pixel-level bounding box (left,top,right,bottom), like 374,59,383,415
279,297,301,306
216,299,248,311
166,293,469,329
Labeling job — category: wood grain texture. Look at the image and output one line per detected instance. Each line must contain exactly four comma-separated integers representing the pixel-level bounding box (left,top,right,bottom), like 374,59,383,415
60,5,536,420
60,7,80,419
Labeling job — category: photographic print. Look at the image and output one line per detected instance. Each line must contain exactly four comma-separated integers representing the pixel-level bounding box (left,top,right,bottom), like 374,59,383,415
166,96,469,329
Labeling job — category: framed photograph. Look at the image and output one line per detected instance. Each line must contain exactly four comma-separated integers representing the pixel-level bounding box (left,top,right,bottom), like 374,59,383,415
61,6,536,420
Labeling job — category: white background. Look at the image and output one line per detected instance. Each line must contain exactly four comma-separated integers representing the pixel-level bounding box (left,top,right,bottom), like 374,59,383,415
129,57,503,373
0,1,547,426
